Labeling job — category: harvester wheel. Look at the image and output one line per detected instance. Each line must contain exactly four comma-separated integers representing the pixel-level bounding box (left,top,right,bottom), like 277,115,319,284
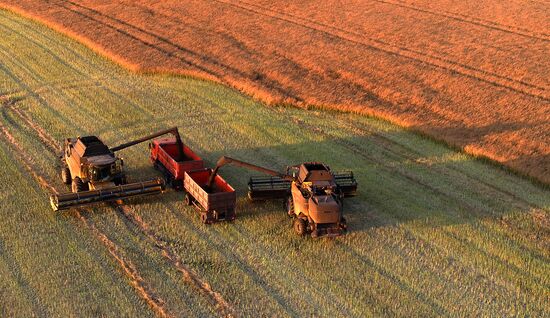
286,196,295,218
227,209,236,222
184,193,193,206
61,166,71,184
71,177,86,193
293,218,307,236
200,212,209,224
340,217,348,232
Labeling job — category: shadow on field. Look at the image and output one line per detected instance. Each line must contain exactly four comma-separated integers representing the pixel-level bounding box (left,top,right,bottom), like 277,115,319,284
420,121,550,185
116,131,544,234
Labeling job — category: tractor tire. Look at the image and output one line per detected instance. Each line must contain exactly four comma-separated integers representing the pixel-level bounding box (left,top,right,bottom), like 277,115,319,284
184,193,193,206
286,196,295,218
61,166,71,184
71,177,86,193
293,218,307,236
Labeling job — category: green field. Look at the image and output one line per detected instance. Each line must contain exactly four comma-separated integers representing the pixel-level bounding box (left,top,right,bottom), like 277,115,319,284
0,10,548,317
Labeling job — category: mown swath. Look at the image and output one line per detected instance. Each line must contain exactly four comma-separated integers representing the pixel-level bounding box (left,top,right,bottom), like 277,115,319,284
4,94,236,318
0,117,173,318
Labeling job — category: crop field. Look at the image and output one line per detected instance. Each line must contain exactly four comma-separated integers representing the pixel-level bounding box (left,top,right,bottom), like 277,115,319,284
0,0,548,184
0,9,549,318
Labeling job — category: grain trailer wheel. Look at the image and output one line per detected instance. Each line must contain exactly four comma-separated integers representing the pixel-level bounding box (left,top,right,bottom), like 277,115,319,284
184,192,193,206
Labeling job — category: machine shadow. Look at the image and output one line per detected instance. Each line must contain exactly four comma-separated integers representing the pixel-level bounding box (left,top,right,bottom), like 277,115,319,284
116,131,542,234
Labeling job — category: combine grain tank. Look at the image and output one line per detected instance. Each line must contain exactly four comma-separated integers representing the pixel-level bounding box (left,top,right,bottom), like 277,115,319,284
150,138,204,190
184,169,236,224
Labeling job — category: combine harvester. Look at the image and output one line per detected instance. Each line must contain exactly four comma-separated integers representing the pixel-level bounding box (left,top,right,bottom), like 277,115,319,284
50,127,186,211
51,126,358,237
203,156,357,237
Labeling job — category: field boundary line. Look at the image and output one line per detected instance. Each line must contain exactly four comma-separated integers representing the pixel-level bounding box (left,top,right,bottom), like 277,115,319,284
214,0,548,101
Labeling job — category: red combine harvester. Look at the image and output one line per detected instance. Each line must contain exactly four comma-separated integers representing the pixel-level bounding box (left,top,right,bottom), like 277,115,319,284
149,137,204,190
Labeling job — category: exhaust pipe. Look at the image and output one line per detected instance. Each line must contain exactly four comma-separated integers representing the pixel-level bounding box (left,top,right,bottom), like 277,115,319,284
51,178,165,211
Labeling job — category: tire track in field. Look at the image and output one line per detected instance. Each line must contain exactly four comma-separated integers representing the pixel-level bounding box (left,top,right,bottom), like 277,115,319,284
265,106,550,293
164,203,357,317
0,239,49,318
337,115,550,260
54,0,303,103
370,0,550,41
329,112,548,212
214,0,548,101
61,0,242,76
2,96,236,318
0,101,173,318
0,16,158,120
115,204,237,318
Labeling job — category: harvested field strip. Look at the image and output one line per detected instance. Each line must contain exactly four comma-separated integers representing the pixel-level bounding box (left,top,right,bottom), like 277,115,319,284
220,0,547,100
2,68,234,318
0,10,548,316
0,119,172,318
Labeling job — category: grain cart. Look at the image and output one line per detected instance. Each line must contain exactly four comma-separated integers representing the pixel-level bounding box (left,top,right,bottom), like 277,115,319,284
208,156,357,238
149,136,204,190
51,127,186,211
184,168,236,224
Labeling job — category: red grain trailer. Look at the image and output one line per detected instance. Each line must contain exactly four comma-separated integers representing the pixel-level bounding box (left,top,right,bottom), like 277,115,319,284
184,168,236,224
150,137,204,190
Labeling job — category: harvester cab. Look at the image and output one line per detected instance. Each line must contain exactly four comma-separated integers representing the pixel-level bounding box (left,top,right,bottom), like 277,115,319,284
61,136,126,192
208,156,357,238
50,127,185,211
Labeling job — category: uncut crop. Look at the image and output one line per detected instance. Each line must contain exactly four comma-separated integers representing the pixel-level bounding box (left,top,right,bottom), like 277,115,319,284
0,10,549,317
0,0,548,183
